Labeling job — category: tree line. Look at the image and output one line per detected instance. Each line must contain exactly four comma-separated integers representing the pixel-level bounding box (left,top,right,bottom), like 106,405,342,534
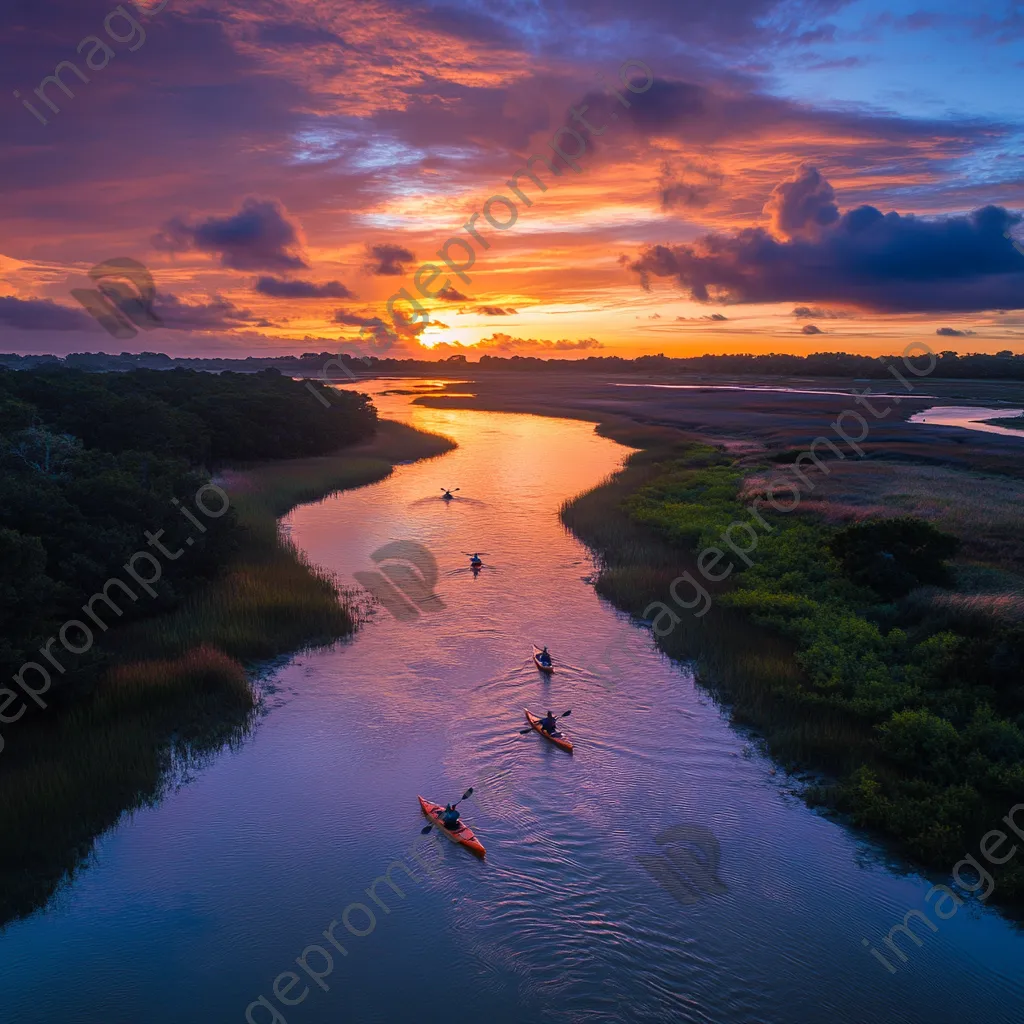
0,367,376,696
2,349,1024,379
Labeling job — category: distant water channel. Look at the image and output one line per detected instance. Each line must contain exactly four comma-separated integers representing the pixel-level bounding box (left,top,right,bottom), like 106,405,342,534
910,405,1024,438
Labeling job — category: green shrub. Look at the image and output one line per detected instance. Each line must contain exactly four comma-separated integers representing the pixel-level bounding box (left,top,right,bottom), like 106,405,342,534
829,516,961,599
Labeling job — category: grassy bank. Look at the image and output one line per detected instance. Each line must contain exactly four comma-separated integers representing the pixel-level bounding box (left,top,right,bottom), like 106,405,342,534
116,420,454,665
563,429,1024,905
0,419,454,927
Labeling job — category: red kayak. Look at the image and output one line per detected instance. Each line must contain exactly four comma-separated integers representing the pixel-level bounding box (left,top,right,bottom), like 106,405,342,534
524,708,574,753
418,796,486,857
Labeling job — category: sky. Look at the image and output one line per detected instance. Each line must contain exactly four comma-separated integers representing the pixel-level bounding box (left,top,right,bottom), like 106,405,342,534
1,0,1023,361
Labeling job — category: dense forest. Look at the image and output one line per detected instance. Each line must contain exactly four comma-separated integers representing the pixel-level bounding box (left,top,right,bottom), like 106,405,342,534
0,367,376,706
3,348,1024,379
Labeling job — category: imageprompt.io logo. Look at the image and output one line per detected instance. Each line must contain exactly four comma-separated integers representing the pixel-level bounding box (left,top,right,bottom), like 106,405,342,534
71,257,162,339
637,823,727,906
354,540,445,622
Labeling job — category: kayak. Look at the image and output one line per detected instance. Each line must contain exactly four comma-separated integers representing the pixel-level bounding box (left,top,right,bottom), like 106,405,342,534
524,708,574,753
533,645,554,673
470,559,482,568
418,796,486,857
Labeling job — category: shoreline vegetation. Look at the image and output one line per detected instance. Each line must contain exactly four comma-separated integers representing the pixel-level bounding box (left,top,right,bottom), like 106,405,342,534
0,366,454,927
981,414,1024,431
563,427,1024,908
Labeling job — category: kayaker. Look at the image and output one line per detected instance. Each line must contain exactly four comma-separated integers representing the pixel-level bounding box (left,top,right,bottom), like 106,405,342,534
440,804,461,830
538,647,552,667
539,710,560,735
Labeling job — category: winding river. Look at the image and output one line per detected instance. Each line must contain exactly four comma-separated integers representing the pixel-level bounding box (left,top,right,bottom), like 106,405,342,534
2,383,1023,1024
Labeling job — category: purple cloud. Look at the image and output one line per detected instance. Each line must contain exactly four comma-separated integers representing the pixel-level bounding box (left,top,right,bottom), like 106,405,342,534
629,172,1024,313
153,198,308,271
152,293,261,330
0,296,98,331
364,243,416,277
255,277,354,299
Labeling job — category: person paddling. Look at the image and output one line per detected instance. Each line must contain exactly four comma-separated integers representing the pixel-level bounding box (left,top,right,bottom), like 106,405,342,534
539,710,561,736
440,803,462,830
538,646,552,667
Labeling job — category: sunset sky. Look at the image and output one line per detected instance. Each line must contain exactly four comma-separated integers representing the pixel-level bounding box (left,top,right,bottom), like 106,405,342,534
2,0,1024,360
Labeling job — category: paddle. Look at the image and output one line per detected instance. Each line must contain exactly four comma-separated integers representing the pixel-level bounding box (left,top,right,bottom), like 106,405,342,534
519,710,571,735
421,787,474,833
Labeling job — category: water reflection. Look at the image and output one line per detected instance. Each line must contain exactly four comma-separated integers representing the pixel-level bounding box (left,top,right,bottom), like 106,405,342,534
910,405,1024,437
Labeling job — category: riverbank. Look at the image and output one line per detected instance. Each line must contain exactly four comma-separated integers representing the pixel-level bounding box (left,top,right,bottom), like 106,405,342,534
982,414,1024,431
0,419,455,928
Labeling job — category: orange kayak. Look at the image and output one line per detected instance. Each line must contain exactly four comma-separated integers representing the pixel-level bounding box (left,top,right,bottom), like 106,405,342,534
524,708,573,753
418,796,486,857
533,646,554,673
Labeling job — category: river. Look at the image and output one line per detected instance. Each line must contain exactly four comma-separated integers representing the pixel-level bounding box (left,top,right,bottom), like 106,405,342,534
2,382,1023,1024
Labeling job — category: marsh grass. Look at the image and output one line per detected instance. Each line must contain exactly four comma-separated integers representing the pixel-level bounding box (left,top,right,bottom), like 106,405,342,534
0,419,455,927
0,645,255,924
746,460,1024,572
116,420,454,665
561,445,870,775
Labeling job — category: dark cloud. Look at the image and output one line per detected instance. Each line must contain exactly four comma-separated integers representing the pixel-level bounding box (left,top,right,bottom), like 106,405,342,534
792,305,848,318
334,310,391,331
764,166,840,240
801,323,823,334
152,293,259,330
476,306,518,316
936,326,976,336
438,285,469,301
365,243,416,277
255,277,355,299
0,296,98,331
629,172,1024,313
153,198,308,271
333,308,422,346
